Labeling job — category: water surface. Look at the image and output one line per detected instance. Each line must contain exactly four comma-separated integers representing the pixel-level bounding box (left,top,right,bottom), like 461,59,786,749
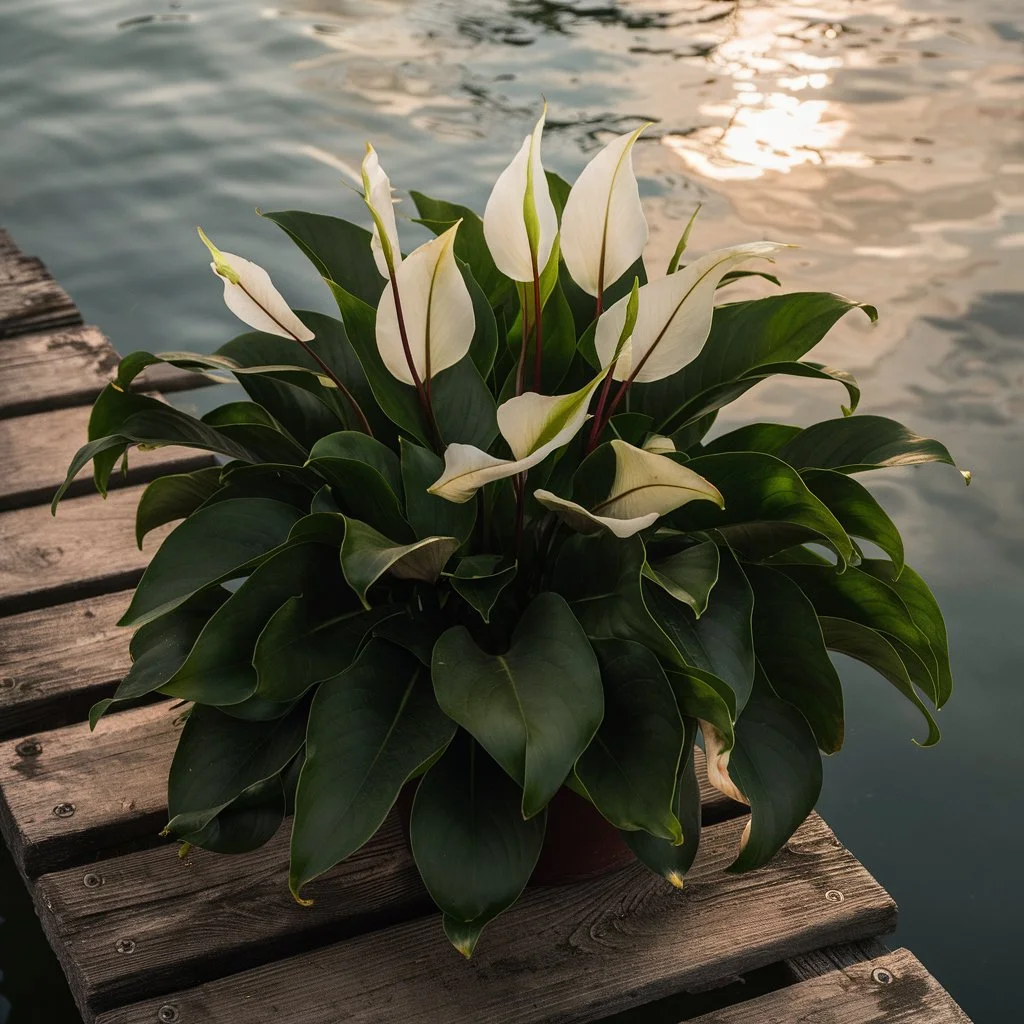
1,1,1022,1020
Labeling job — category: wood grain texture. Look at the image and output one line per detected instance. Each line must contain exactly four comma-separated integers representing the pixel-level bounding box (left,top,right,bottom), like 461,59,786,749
0,485,172,616
0,324,217,419
0,591,133,739
35,814,431,1015
787,939,890,981
0,325,119,417
0,702,181,877
37,752,733,1018
688,948,971,1023
91,814,897,1024
0,254,81,338
0,402,215,511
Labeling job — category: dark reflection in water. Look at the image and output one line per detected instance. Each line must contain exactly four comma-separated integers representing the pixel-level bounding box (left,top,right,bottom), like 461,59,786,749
1,0,1022,1020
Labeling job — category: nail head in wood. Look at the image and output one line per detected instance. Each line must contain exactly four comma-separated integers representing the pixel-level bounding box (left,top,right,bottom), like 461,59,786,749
0,676,15,690
115,939,136,954
15,739,41,757
824,889,844,903
872,966,895,984
53,801,76,818
157,1005,180,1022
83,872,103,889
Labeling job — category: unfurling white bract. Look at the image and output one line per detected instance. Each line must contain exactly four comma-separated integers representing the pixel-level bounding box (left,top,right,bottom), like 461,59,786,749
428,375,606,503
482,109,558,283
595,242,788,383
534,439,723,538
375,223,475,386
560,126,649,298
198,227,314,343
362,144,402,278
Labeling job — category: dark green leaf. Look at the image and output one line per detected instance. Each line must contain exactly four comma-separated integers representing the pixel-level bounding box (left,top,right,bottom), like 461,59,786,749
89,592,228,728
575,639,684,841
135,466,223,548
818,617,940,746
432,592,603,817
670,452,855,568
665,666,735,748
777,415,961,476
162,543,329,705
306,431,409,541
371,610,441,665
643,539,720,617
700,422,802,457
253,595,394,703
644,548,755,712
631,292,876,432
623,717,702,885
803,470,904,574
53,386,262,510
776,562,941,705
166,701,308,839
119,498,305,628
289,641,456,899
400,438,477,543
262,210,384,307
858,560,952,706
553,532,678,665
340,518,459,607
201,402,308,464
410,733,545,957
446,555,517,623
723,669,823,873
178,775,286,854
746,565,845,753
410,192,508,307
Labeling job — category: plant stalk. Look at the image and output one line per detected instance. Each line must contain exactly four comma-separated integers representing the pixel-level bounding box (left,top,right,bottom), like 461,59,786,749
390,268,443,450
229,276,375,437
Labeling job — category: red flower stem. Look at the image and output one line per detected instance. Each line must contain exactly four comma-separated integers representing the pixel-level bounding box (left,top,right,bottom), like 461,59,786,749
531,264,543,390
390,268,442,451
585,368,616,453
233,277,374,436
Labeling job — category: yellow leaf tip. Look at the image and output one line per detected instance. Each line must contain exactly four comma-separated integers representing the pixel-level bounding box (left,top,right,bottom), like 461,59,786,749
666,871,685,890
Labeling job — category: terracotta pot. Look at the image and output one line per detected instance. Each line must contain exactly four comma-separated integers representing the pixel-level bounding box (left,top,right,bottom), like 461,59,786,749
397,782,636,887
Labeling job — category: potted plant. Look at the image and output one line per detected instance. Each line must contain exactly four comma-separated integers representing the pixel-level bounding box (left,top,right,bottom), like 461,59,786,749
55,111,965,957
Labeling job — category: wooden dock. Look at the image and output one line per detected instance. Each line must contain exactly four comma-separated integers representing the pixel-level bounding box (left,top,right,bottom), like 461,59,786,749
0,228,973,1023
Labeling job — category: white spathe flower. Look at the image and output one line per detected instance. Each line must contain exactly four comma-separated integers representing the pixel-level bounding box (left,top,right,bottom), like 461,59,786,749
362,144,402,278
534,439,723,538
560,126,649,298
595,241,788,383
198,227,314,342
428,375,605,503
483,109,558,283
375,223,474,386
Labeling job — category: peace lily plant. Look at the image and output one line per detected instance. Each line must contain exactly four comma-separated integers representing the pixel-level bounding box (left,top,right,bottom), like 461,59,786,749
56,112,965,957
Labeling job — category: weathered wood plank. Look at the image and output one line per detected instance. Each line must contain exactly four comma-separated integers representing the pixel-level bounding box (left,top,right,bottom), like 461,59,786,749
0,485,171,616
91,814,897,1024
688,947,971,1023
0,403,215,511
786,938,889,981
0,324,217,419
0,325,119,417
35,814,429,1015
0,698,732,878
0,703,180,877
0,591,133,740
0,254,81,337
